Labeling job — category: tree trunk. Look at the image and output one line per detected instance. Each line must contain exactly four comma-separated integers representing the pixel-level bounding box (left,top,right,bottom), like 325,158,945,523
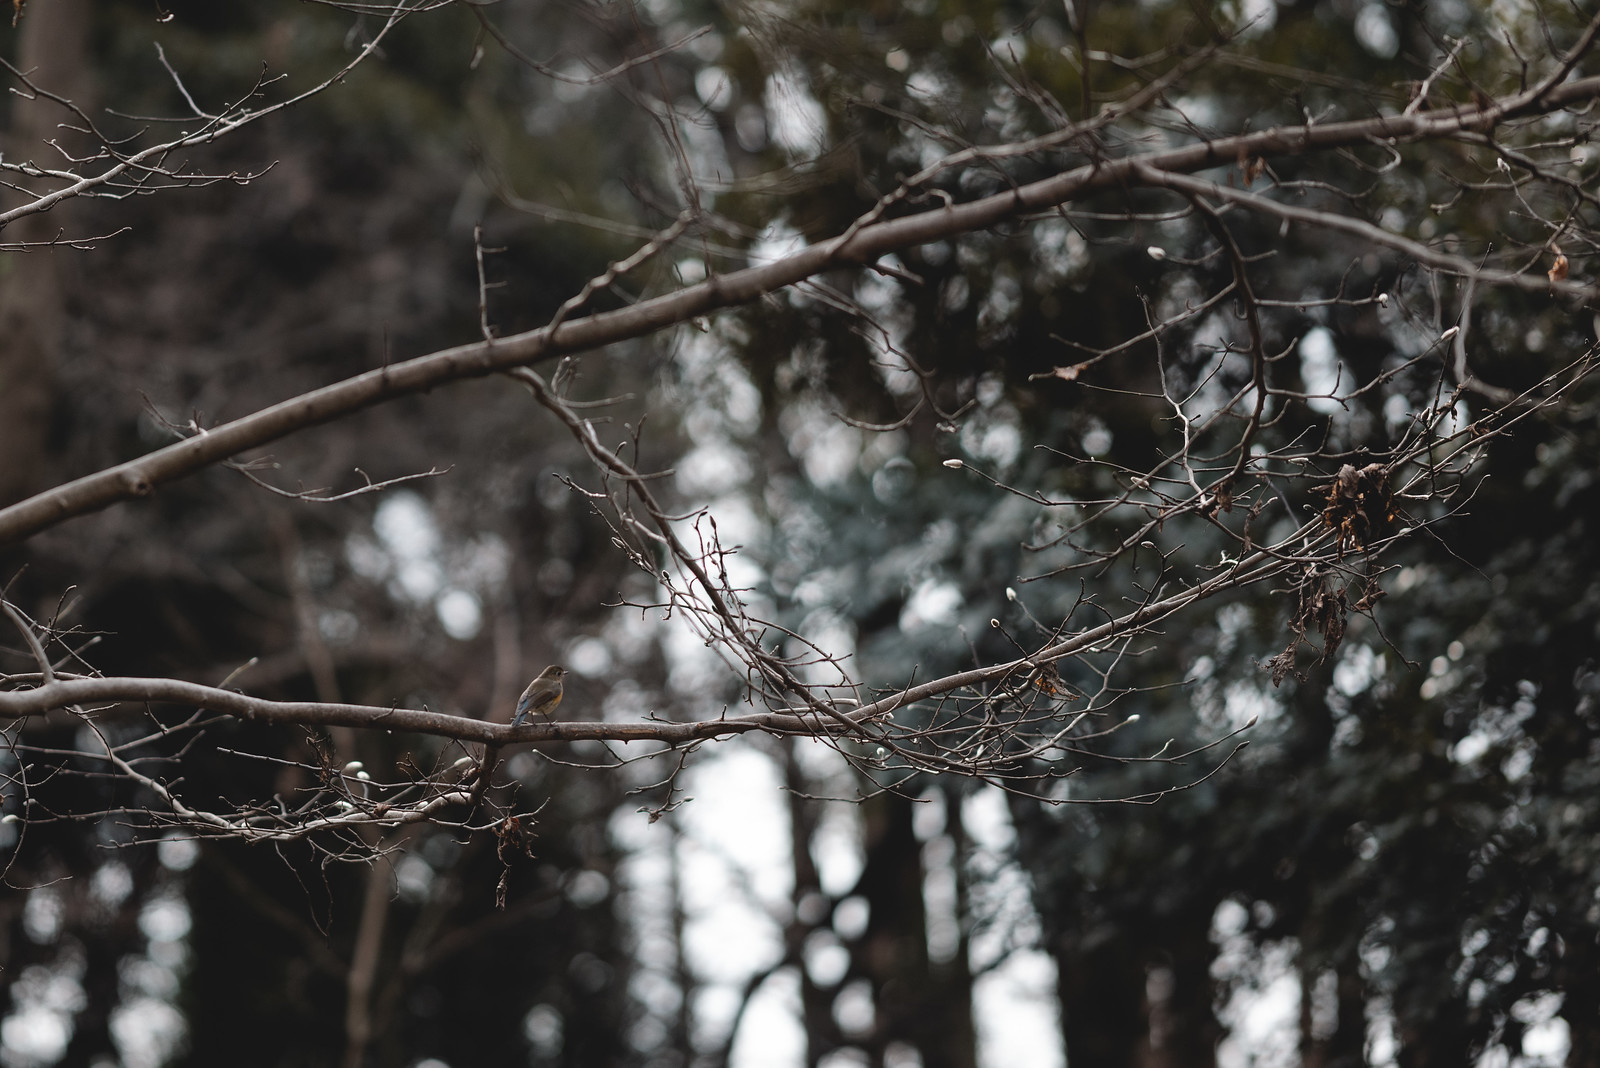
0,0,91,506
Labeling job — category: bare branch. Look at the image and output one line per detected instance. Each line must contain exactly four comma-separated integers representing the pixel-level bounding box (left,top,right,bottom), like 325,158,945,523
5,74,1599,547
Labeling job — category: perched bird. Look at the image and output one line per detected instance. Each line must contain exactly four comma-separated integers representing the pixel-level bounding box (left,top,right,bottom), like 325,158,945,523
513,665,566,727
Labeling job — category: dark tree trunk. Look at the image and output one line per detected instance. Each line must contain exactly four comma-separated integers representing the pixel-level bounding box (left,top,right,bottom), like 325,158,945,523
0,0,91,506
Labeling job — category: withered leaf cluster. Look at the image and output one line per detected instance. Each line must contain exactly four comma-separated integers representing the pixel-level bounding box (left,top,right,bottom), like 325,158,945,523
1266,559,1392,686
1313,463,1397,555
1266,565,1349,686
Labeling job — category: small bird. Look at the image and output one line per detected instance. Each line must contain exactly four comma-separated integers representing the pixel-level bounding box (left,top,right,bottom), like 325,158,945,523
512,665,566,727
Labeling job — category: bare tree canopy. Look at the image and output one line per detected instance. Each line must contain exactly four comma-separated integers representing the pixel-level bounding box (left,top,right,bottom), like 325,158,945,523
3,1,1600,1064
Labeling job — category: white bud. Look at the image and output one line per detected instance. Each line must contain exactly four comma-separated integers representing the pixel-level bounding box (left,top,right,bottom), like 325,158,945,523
942,458,964,469
453,756,476,769
356,770,371,781
1126,714,1140,723
1005,587,1017,601
875,746,887,758
1147,246,1167,260
990,618,1001,628
1,814,18,824
342,761,364,774
1377,293,1389,307
1440,326,1460,341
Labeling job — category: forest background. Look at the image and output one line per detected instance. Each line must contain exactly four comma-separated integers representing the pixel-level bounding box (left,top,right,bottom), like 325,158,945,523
3,1,1599,1067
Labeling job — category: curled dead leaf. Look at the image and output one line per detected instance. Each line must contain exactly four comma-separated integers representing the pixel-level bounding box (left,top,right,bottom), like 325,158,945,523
1237,149,1267,186
1312,462,1396,555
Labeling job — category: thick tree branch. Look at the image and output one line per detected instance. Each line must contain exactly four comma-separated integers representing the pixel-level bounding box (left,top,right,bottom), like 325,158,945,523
4,74,1598,546
0,674,794,743
0,544,1296,752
